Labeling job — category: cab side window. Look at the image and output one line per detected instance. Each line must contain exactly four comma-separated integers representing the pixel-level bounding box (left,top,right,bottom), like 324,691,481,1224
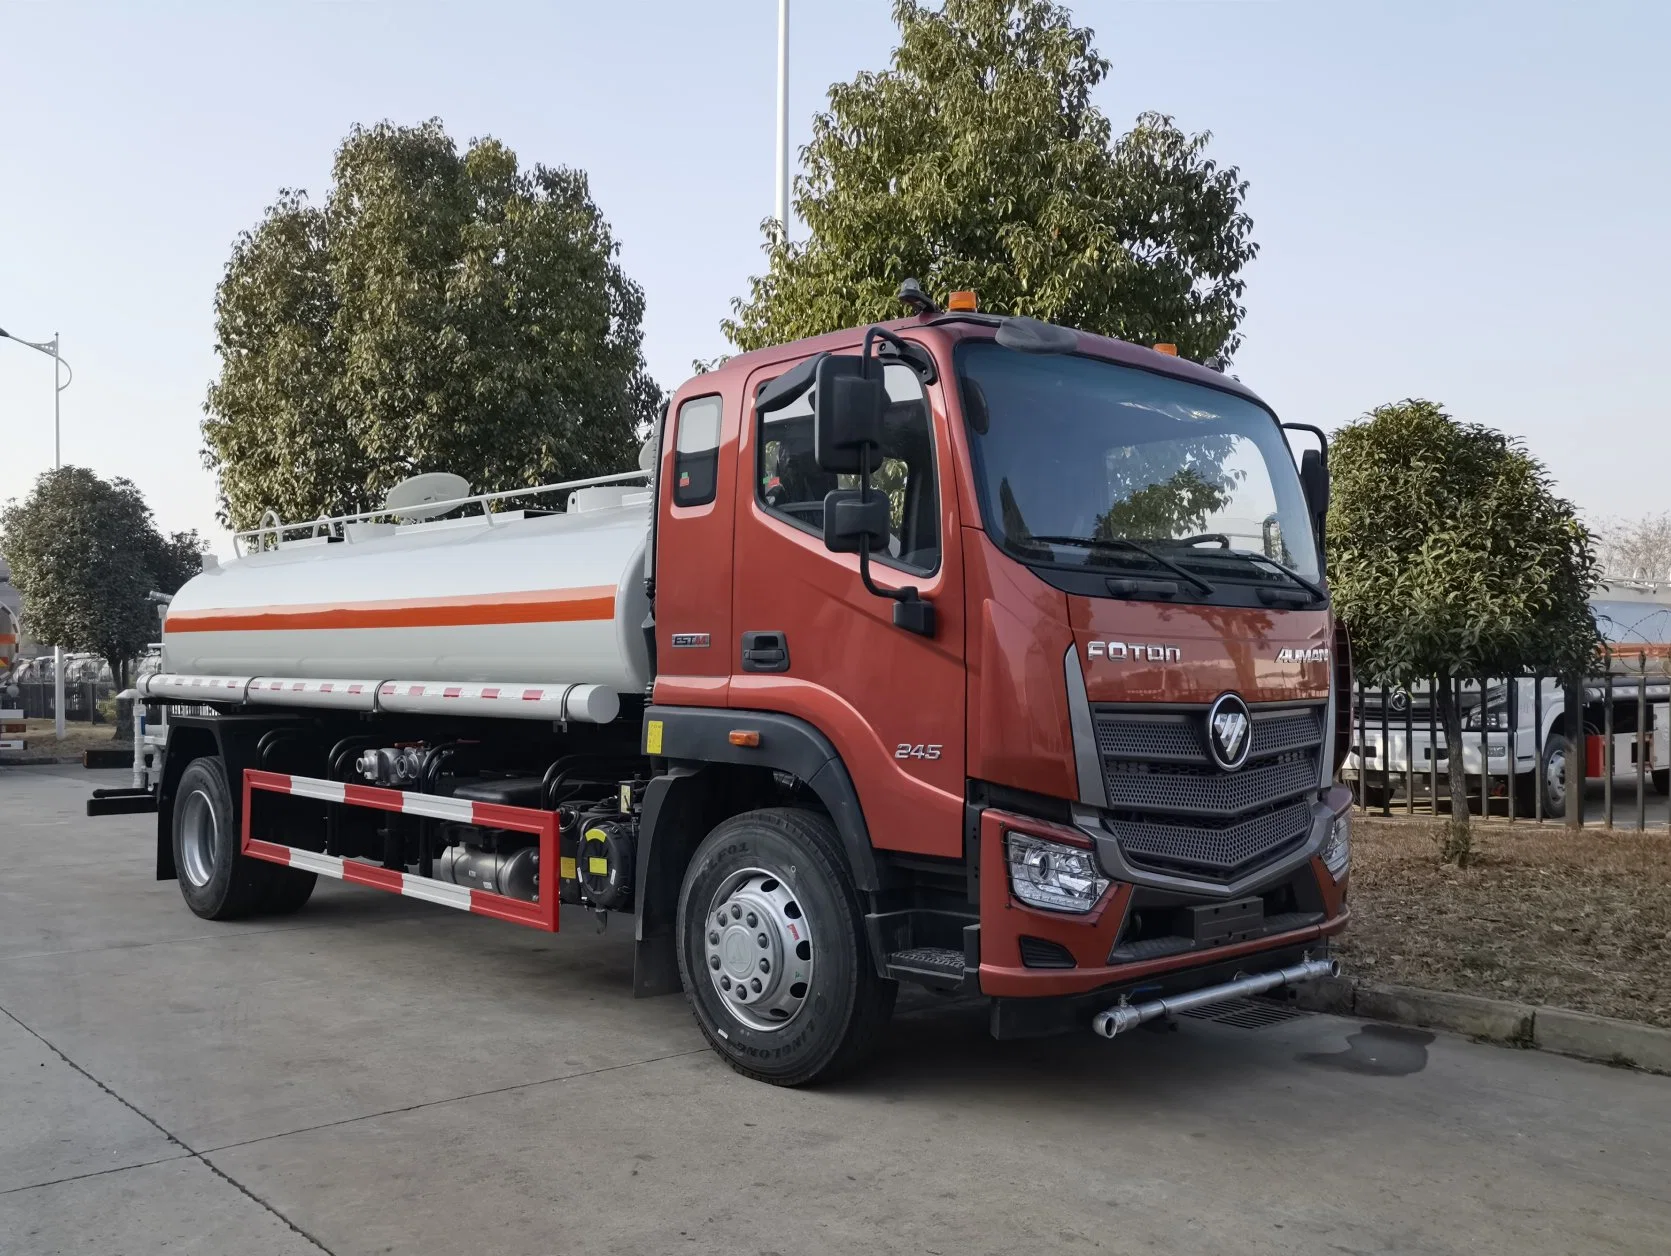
673,395,723,507
756,361,940,573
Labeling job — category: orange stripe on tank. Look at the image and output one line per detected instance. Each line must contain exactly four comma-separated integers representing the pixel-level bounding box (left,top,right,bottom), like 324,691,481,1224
164,586,616,633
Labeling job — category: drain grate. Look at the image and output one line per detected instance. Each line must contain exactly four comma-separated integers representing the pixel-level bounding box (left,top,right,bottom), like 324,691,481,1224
1178,996,1312,1030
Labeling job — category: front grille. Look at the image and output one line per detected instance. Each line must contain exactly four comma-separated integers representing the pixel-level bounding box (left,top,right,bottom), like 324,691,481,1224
1357,689,1435,722
1093,703,1324,879
1105,755,1318,816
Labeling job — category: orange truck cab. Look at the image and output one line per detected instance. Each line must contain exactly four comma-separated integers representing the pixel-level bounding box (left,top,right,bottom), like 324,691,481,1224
639,296,1350,1067
104,289,1350,1088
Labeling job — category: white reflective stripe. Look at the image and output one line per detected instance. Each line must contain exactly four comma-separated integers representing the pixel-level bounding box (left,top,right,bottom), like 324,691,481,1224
399,793,475,824
286,848,345,878
286,777,348,805
400,875,475,911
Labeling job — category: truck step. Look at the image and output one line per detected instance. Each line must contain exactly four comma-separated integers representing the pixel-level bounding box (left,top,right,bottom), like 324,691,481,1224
884,946,973,991
87,788,158,817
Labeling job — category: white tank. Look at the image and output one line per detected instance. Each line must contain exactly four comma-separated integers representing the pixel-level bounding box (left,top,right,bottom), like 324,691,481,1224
163,489,652,697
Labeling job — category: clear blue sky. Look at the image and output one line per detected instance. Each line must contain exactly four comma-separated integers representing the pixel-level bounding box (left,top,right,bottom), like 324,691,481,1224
2,0,1666,555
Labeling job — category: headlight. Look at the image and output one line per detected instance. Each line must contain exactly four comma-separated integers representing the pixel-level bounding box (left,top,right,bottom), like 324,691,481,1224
1320,811,1351,882
1005,831,1110,914
1462,708,1506,730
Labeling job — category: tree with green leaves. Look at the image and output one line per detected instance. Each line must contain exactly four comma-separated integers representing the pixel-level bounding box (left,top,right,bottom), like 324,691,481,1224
203,119,660,530
0,467,203,690
1095,468,1231,541
1328,400,1600,863
724,0,1256,363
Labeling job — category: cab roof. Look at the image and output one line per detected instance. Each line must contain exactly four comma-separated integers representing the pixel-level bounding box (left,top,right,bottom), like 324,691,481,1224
704,311,1271,411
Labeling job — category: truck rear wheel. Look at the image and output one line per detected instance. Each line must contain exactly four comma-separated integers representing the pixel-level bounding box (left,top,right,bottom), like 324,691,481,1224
676,807,895,1086
173,756,310,920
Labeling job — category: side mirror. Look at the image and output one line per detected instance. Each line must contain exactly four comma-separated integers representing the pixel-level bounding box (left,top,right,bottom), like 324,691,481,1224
813,355,885,474
1299,447,1329,522
822,489,890,554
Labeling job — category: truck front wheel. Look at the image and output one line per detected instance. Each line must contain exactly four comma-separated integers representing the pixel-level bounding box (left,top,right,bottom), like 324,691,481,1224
676,808,895,1086
1539,734,1570,819
173,756,313,920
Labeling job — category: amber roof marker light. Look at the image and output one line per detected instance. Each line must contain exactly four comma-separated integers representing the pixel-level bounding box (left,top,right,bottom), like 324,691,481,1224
1153,343,1179,356
946,290,979,312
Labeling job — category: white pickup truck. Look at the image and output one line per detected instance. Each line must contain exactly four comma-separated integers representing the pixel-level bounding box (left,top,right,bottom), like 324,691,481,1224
1342,583,1671,817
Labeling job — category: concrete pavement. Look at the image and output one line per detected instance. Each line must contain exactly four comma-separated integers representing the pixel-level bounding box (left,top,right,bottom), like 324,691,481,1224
3,763,1668,1255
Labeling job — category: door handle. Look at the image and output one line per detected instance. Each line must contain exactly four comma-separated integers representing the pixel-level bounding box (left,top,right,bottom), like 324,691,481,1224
741,631,790,674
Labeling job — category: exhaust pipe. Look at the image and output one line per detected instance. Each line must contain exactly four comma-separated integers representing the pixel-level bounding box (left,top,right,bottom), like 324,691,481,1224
1091,957,1340,1040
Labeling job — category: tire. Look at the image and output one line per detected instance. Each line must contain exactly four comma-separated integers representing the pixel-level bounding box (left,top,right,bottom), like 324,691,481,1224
173,756,282,920
675,808,896,1087
1539,734,1569,820
260,865,318,915
1654,768,1670,797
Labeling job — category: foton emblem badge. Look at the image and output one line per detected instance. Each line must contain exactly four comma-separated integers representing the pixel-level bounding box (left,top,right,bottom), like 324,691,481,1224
1206,692,1252,772
1086,641,1182,663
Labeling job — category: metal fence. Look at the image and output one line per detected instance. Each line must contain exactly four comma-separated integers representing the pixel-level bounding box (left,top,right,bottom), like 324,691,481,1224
9,681,109,723
1341,647,1671,830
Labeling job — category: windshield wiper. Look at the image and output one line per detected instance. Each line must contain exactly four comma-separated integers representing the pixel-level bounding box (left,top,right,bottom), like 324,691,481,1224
1218,549,1328,603
1016,534,1216,595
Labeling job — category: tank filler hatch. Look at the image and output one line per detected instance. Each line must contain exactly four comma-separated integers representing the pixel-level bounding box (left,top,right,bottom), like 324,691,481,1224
383,472,473,523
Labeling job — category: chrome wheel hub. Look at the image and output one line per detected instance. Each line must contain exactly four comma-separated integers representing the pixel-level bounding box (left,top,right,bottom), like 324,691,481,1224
1547,749,1566,807
179,789,218,888
702,869,813,1032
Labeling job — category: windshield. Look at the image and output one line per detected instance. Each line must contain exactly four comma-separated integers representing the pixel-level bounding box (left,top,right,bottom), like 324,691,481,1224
958,342,1321,587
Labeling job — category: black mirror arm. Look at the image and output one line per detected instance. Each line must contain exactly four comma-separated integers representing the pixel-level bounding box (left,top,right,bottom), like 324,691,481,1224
1281,422,1329,472
852,445,936,637
861,325,913,365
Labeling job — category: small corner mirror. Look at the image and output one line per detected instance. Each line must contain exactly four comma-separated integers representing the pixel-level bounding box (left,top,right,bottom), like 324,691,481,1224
1299,447,1329,521
821,489,891,554
757,352,826,415
812,355,885,474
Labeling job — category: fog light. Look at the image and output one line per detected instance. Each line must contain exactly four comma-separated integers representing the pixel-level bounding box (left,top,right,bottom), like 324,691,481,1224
1005,831,1109,914
1321,811,1351,882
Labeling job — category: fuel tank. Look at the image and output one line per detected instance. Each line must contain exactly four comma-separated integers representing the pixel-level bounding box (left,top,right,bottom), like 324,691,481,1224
163,491,652,693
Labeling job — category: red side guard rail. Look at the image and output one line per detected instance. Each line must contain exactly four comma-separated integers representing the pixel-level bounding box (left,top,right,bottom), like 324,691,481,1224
242,769,560,931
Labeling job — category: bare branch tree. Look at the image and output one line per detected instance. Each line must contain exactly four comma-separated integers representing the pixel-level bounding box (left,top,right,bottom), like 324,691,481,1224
1593,513,1671,583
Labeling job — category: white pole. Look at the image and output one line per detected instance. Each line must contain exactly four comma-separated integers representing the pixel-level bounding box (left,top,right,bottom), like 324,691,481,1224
775,0,790,236
52,333,64,741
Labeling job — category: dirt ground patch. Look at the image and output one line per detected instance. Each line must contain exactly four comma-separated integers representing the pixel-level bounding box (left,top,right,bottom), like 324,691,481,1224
1338,817,1671,1028
0,718,121,761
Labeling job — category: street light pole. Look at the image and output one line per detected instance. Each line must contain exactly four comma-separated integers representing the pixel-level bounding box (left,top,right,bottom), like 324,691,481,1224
0,326,74,739
775,0,790,235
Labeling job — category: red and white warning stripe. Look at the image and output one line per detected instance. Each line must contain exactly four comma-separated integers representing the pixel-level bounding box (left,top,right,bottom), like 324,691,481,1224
241,769,559,931
244,677,381,712
375,680,619,724
141,673,253,702
135,671,620,724
263,845,478,911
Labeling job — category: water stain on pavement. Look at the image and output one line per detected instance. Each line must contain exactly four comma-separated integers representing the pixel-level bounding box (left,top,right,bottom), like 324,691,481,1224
1298,1024,1433,1076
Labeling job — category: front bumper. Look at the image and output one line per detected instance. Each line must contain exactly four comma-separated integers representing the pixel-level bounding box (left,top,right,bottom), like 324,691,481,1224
974,793,1351,1012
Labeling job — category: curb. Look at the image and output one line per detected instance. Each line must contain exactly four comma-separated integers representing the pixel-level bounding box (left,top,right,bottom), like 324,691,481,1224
0,755,83,767
1294,975,1671,1075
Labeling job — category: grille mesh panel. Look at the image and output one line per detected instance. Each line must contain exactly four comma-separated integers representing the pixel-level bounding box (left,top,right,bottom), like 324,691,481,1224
1105,755,1319,816
1108,801,1313,877
1252,710,1326,757
1095,716,1204,762
1093,702,1326,878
